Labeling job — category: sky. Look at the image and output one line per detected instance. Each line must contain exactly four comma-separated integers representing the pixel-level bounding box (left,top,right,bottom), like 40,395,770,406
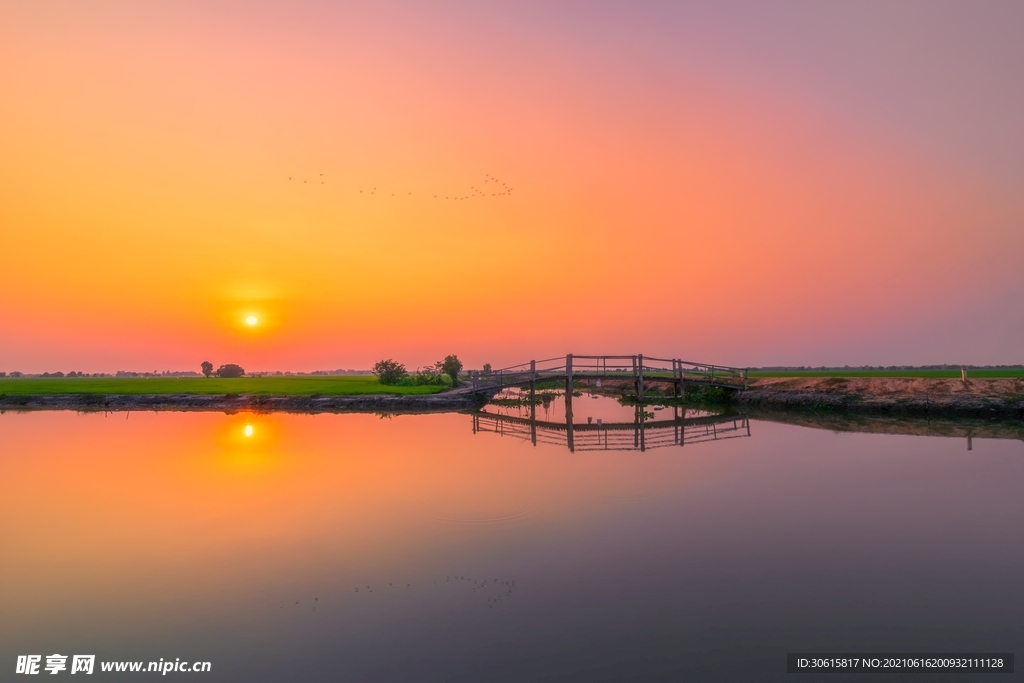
2,1,1022,373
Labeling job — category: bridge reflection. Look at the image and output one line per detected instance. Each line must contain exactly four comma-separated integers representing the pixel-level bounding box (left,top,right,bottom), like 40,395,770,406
472,402,751,453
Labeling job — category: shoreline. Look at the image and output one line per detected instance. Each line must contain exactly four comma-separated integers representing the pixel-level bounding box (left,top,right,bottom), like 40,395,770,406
4,377,1023,421
0,390,492,414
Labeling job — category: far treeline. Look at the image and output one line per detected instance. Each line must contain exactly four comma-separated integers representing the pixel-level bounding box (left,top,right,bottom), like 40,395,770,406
4,360,1022,381
750,364,1024,378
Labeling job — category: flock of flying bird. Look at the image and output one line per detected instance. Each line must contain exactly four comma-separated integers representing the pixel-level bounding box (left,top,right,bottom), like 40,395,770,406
281,574,519,613
286,173,514,201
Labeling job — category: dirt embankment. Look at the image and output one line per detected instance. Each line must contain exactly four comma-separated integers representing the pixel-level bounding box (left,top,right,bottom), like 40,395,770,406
0,391,492,414
735,376,1024,419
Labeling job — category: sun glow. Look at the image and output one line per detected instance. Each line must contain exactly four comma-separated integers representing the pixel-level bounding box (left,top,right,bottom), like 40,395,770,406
244,424,254,438
245,315,258,326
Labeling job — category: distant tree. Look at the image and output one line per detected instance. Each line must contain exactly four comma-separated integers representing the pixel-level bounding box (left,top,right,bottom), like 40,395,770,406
482,363,492,375
435,354,463,386
372,359,407,385
216,363,245,378
201,361,214,378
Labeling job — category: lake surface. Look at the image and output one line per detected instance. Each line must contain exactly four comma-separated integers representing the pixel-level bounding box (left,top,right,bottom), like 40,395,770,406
2,401,1022,681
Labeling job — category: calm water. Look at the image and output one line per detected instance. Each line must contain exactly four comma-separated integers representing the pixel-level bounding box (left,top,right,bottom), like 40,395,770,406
2,402,1022,681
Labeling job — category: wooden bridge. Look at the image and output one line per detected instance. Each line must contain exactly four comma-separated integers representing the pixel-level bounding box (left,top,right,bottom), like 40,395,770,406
469,354,749,398
473,408,751,453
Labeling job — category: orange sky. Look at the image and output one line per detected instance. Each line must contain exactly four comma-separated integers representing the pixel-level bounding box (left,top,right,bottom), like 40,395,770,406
2,2,1022,372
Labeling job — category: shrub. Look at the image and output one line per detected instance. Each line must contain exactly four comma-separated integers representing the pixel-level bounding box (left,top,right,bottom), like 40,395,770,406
373,359,408,385
397,368,453,387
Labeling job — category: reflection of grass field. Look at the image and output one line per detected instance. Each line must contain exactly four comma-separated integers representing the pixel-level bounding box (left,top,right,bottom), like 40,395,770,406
0,377,447,396
749,369,1024,379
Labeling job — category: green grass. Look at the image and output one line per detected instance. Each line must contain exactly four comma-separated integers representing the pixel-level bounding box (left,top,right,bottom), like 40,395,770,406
0,376,448,396
749,369,1024,379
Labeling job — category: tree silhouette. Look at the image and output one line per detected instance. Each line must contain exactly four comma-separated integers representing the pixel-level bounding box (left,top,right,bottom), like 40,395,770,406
436,354,463,386
373,359,407,385
201,361,214,378
216,363,244,378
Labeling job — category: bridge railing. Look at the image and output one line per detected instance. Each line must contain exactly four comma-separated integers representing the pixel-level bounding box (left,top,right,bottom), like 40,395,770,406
470,354,749,392
471,412,751,452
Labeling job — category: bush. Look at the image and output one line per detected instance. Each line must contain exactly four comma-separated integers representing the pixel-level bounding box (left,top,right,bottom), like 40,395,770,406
216,363,245,378
373,359,408,385
397,368,453,387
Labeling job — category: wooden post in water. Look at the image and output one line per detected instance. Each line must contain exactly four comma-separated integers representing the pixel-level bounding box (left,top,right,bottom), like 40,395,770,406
530,396,537,446
632,355,639,398
565,354,574,452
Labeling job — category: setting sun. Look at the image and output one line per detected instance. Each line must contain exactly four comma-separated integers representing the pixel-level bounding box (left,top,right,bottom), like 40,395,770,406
243,424,254,437
245,316,258,326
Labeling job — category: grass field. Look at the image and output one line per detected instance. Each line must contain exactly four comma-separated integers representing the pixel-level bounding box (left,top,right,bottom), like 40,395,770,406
0,376,448,396
748,369,1024,379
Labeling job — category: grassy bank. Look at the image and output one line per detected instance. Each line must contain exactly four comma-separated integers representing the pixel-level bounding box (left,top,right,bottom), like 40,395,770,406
749,368,1024,379
0,376,447,396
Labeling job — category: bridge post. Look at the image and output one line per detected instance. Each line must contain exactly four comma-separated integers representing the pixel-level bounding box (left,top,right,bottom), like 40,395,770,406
637,353,644,400
632,356,638,397
530,360,536,396
565,354,573,400
672,359,679,398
